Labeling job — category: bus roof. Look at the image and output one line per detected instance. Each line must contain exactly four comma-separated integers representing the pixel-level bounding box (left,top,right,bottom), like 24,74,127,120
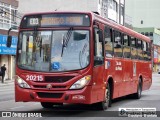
21,11,151,43
92,13,151,43
22,11,92,16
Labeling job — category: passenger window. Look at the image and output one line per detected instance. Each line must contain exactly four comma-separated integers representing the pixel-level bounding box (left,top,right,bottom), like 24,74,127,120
147,43,151,61
143,41,147,51
114,31,123,57
137,39,143,60
137,39,142,49
123,34,130,58
143,41,148,61
131,37,137,59
131,37,136,47
104,26,113,57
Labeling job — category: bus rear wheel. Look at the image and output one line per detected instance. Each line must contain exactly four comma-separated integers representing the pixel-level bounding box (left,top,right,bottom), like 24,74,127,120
41,102,63,108
96,83,111,110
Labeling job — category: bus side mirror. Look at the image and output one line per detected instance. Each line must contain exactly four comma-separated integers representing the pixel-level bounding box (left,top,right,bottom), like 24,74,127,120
6,36,12,47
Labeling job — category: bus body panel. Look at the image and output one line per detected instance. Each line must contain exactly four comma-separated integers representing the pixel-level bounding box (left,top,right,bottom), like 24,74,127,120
122,59,133,95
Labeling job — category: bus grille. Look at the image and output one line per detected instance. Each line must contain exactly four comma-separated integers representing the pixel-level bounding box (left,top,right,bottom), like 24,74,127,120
37,92,63,98
33,85,66,89
44,76,74,83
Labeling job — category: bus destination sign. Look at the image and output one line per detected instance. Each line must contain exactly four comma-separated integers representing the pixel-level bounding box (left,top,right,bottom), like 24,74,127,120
21,14,90,28
43,16,83,25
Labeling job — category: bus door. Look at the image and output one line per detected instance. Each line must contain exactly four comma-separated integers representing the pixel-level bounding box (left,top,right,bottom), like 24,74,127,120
92,27,105,102
104,27,117,98
122,34,132,95
113,30,125,97
130,37,138,93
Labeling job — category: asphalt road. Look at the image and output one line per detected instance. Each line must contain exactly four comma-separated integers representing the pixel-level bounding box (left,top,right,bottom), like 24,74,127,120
0,73,160,120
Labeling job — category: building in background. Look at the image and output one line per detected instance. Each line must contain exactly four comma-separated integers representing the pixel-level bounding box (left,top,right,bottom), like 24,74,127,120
125,0,160,29
100,0,125,25
125,0,160,72
153,45,160,72
133,28,160,71
0,0,18,81
17,0,125,25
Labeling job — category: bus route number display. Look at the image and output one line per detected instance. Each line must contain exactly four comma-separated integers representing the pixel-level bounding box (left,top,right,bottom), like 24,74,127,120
29,18,39,26
25,14,90,27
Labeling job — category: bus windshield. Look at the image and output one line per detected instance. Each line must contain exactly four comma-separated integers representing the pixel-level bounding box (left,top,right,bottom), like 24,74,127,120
17,30,90,72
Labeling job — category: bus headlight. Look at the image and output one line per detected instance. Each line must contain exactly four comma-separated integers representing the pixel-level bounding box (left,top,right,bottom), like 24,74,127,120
69,75,91,89
16,76,31,89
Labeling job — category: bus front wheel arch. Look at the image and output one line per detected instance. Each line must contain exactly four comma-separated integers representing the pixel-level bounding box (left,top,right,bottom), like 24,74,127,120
94,82,112,110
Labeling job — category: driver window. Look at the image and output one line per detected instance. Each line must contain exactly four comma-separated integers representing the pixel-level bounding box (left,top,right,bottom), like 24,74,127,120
20,34,27,65
94,28,104,66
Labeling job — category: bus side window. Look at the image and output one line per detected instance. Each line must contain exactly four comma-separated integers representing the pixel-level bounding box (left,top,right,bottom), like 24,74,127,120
147,42,151,61
94,28,104,66
131,37,137,59
123,34,130,58
143,41,148,61
137,39,143,60
104,26,113,57
114,31,123,57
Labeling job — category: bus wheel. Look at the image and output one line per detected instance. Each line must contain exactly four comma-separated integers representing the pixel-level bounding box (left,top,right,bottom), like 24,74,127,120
133,78,142,99
96,83,111,110
41,102,63,108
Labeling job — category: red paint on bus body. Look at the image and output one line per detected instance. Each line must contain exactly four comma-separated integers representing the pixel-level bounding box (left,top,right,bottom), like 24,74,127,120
15,12,152,107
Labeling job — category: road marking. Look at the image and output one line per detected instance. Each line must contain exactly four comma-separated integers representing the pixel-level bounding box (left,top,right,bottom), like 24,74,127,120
10,106,24,110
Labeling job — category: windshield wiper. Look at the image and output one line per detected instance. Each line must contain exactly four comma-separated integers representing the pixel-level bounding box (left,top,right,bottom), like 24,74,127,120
39,38,42,57
61,27,73,57
33,27,42,57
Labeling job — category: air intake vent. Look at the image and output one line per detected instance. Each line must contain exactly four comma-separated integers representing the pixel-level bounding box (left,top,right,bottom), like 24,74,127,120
37,92,63,98
44,76,74,83
33,85,66,89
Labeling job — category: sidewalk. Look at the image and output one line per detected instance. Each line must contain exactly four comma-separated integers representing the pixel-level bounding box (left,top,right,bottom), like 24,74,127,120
0,79,14,86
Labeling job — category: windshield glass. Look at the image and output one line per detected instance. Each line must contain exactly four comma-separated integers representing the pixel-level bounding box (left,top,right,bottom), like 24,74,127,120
17,30,90,72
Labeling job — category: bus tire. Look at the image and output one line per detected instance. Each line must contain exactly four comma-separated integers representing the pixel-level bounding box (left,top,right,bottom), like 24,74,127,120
96,83,111,110
41,102,63,108
133,78,142,99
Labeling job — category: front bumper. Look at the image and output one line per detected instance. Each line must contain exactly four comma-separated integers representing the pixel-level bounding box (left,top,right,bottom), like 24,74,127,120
15,85,92,104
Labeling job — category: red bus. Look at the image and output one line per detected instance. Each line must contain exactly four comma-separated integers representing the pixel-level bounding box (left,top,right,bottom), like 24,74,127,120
8,11,152,110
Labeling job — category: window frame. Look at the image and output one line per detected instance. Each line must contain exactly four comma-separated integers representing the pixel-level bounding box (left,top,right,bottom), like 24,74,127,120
113,30,123,58
93,27,104,66
104,26,114,58
123,34,131,59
